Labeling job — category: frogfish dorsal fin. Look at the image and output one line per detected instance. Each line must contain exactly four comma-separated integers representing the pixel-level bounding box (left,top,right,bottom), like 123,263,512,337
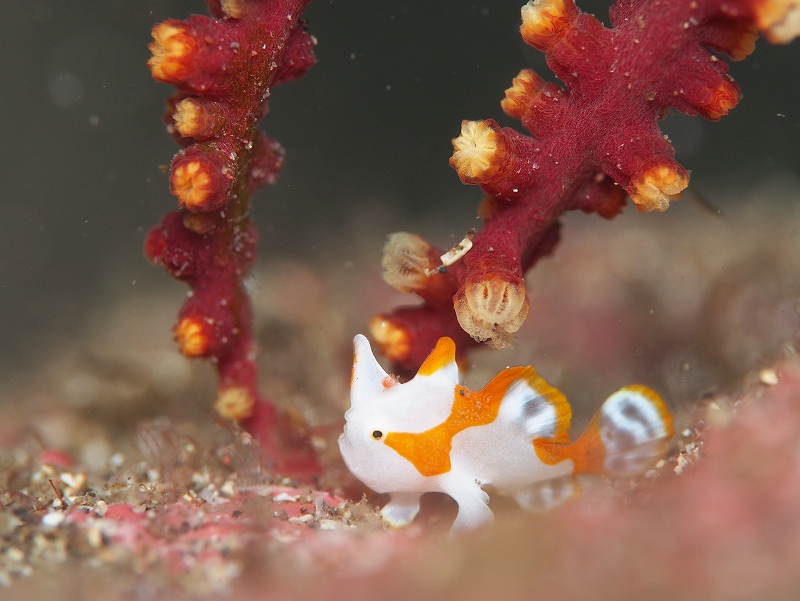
415,337,458,384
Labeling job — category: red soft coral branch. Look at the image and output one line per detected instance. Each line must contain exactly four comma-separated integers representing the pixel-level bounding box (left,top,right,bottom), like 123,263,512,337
144,0,319,474
371,0,799,374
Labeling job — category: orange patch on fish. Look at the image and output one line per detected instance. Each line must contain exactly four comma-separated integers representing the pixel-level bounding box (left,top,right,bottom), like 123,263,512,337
385,366,566,477
416,337,457,377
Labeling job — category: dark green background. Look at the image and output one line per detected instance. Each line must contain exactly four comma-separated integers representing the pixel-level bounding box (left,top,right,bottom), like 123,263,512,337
1,0,798,384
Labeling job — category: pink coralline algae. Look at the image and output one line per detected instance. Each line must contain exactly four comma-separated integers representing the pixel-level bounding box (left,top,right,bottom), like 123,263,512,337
371,0,800,375
144,0,318,472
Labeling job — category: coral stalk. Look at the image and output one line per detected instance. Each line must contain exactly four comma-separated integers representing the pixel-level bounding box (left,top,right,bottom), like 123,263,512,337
373,0,799,373
144,0,317,469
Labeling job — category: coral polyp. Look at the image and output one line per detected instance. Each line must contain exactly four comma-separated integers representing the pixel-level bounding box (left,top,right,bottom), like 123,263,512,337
374,0,800,369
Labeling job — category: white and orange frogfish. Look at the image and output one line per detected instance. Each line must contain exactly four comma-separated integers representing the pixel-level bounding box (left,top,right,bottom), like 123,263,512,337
339,335,674,536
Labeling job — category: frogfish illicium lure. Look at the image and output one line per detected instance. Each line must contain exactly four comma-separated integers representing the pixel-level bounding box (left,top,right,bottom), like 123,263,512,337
339,335,674,535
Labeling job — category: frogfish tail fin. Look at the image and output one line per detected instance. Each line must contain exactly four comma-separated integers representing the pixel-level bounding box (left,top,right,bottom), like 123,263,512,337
566,385,674,477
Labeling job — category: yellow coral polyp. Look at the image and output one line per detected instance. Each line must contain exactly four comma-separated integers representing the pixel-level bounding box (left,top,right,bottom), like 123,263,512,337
220,0,247,19
726,23,759,60
173,98,209,138
701,79,741,121
753,0,800,44
520,0,576,50
174,317,210,357
450,120,506,183
171,159,215,210
183,212,217,235
214,387,255,422
454,275,529,349
381,232,435,293
148,22,197,83
501,69,544,119
628,163,688,213
369,316,412,363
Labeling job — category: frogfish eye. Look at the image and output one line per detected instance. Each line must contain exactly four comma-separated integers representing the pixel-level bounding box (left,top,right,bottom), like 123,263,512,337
372,430,383,440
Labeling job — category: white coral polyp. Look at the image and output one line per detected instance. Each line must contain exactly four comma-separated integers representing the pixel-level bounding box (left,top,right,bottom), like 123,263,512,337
455,276,529,348
451,120,502,181
381,232,435,293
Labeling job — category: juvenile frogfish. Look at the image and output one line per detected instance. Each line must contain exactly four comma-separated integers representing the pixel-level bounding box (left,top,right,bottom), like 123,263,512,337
339,335,674,535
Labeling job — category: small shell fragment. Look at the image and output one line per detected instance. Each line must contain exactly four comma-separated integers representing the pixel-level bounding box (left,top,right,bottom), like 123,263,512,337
758,368,778,386
41,511,66,528
272,492,300,503
94,500,108,517
288,514,314,525
424,230,476,276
